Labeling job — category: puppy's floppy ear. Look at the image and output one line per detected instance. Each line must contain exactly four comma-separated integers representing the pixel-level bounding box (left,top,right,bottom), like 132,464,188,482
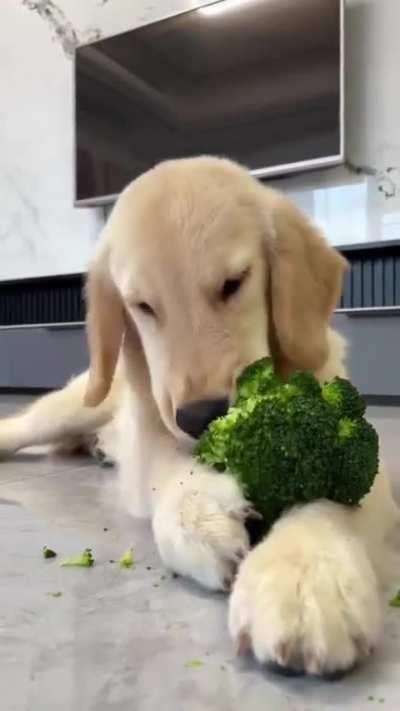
84,246,125,407
264,191,348,378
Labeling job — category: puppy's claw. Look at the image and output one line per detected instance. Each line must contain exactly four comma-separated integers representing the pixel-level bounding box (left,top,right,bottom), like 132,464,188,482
354,635,373,658
275,639,295,667
223,576,233,593
231,505,262,522
235,631,251,655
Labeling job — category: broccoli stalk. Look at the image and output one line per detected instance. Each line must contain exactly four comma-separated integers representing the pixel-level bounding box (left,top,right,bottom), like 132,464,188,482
196,358,378,531
60,548,94,567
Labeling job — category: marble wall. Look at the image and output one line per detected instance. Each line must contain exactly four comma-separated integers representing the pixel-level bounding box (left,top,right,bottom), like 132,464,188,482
0,0,210,281
0,0,399,281
280,0,400,249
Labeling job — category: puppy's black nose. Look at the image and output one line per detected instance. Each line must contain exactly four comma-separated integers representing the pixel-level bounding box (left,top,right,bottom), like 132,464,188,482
176,398,229,439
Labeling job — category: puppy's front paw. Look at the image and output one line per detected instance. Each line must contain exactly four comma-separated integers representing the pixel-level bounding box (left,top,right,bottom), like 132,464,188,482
153,473,252,591
229,525,381,677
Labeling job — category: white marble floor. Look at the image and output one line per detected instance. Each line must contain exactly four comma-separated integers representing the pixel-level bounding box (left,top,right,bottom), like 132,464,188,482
0,396,399,711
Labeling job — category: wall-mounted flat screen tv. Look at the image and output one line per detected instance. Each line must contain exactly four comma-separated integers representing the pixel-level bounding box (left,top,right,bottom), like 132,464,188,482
75,0,344,205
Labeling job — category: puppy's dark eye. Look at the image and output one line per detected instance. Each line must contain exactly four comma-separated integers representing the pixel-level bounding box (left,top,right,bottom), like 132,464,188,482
221,279,242,300
137,302,155,316
221,270,248,302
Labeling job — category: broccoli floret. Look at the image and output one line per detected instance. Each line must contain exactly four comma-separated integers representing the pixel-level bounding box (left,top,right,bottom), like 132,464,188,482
60,548,94,567
288,371,323,397
119,548,135,569
196,358,378,531
322,377,366,419
197,407,242,470
334,417,379,505
43,546,57,559
236,358,280,404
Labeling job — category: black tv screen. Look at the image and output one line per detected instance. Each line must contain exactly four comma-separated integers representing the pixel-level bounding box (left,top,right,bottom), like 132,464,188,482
75,0,343,205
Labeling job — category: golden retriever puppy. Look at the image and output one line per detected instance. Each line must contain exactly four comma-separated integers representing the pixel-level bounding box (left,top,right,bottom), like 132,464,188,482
0,157,398,677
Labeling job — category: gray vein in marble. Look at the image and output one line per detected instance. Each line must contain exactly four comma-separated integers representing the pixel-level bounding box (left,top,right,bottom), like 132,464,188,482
0,213,35,257
0,213,21,246
80,28,102,45
378,167,400,200
347,160,400,200
22,0,79,57
1,172,47,255
22,0,102,57
6,173,45,237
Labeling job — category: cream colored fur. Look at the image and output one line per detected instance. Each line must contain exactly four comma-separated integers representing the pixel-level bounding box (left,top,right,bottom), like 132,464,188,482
0,157,398,677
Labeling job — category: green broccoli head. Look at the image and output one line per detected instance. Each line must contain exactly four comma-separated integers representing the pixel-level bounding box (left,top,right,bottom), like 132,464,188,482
196,358,378,531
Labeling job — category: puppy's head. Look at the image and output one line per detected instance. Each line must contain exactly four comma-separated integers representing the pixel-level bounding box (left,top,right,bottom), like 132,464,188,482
84,157,347,441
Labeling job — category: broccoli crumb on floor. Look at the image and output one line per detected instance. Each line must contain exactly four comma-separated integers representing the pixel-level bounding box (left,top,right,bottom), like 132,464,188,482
60,548,94,567
42,546,141,568
389,591,400,607
46,592,63,598
43,546,57,559
184,660,204,669
119,547,134,569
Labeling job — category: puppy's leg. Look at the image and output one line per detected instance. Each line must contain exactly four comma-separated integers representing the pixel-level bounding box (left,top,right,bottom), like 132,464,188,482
117,393,251,590
229,469,399,677
0,371,117,456
152,461,253,591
